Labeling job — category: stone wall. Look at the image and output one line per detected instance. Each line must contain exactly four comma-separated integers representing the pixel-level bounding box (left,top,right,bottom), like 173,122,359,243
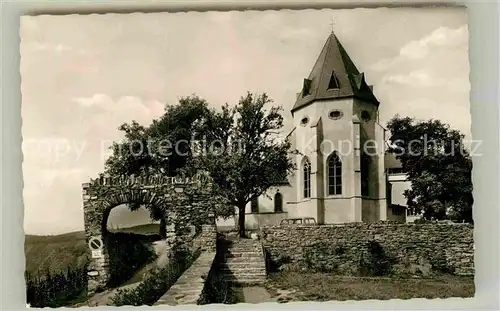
154,225,217,306
192,225,217,252
154,251,216,306
260,222,474,277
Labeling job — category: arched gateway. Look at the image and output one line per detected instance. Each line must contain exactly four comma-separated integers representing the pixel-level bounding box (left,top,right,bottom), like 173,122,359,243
81,173,216,295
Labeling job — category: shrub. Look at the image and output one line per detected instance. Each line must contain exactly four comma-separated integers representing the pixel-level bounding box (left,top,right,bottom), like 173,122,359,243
111,249,199,306
303,242,346,273
104,232,158,288
266,249,292,273
358,240,394,276
26,266,87,308
199,271,239,304
428,249,455,274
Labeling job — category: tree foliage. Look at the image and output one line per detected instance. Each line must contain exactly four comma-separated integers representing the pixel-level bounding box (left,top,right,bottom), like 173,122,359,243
386,116,473,223
105,96,211,177
192,92,295,237
102,93,293,235
103,96,226,217
25,266,87,307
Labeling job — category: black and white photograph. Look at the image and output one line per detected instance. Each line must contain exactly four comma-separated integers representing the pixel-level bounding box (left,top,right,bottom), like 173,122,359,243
21,7,474,307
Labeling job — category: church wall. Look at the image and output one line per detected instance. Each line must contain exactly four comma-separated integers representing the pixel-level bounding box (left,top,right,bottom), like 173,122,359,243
216,212,290,231
355,99,388,221
319,99,359,223
316,99,355,161
215,184,293,231
293,98,355,160
323,199,356,223
323,98,357,223
238,213,289,230
285,130,298,205
241,185,288,214
361,199,380,223
292,98,377,224
289,199,319,221
375,123,388,220
292,103,321,223
293,103,319,156
354,99,381,198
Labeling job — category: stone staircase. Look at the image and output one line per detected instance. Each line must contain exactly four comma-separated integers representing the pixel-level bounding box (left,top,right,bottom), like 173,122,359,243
221,237,267,285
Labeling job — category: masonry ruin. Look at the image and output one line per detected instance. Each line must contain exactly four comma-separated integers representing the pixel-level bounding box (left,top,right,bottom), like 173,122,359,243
81,172,217,295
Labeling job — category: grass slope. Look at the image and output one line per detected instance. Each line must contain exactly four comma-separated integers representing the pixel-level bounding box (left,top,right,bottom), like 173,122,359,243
266,272,475,301
25,224,161,276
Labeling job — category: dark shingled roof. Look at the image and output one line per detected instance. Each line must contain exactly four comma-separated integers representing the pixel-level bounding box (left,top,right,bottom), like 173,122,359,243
292,32,379,113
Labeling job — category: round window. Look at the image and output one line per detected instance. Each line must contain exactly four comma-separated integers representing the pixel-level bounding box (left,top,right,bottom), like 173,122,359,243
300,117,309,126
328,110,343,120
360,110,371,122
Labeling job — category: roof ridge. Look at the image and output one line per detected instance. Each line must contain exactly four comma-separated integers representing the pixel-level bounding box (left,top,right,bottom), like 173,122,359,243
313,34,334,99
336,35,360,76
307,34,332,81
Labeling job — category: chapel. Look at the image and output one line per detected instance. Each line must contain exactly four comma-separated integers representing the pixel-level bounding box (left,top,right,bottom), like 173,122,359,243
217,31,414,230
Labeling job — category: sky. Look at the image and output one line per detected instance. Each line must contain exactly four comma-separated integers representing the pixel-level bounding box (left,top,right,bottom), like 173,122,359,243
20,7,470,235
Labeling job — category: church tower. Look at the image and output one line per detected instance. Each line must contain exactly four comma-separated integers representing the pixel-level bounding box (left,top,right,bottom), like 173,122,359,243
286,31,387,224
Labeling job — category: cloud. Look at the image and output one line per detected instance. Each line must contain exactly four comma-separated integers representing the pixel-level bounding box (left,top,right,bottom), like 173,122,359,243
367,25,470,139
23,168,86,193
70,94,166,160
73,94,108,107
279,27,315,41
370,25,468,71
23,166,88,234
399,25,468,59
382,70,447,87
73,94,164,120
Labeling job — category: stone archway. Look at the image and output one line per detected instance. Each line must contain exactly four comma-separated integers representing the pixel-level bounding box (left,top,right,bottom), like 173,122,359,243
81,173,215,295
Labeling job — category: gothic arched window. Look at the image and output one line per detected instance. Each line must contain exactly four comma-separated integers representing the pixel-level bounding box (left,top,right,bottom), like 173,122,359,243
327,152,342,195
274,192,283,212
303,158,311,198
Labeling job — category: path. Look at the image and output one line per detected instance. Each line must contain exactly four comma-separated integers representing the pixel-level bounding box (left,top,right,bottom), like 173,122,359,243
241,286,274,304
84,283,140,307
79,240,171,307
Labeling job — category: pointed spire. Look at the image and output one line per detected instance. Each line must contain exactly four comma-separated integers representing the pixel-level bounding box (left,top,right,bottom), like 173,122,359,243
291,32,379,113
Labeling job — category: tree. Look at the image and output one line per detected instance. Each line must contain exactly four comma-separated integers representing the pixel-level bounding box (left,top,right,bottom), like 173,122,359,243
193,92,294,237
386,116,473,223
103,96,220,225
101,93,293,235
105,96,211,177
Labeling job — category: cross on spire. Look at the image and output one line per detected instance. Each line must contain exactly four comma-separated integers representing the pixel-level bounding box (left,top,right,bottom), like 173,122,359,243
329,17,335,33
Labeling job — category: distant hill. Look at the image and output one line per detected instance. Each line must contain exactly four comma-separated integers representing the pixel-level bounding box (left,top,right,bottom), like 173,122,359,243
108,223,161,235
25,224,161,276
